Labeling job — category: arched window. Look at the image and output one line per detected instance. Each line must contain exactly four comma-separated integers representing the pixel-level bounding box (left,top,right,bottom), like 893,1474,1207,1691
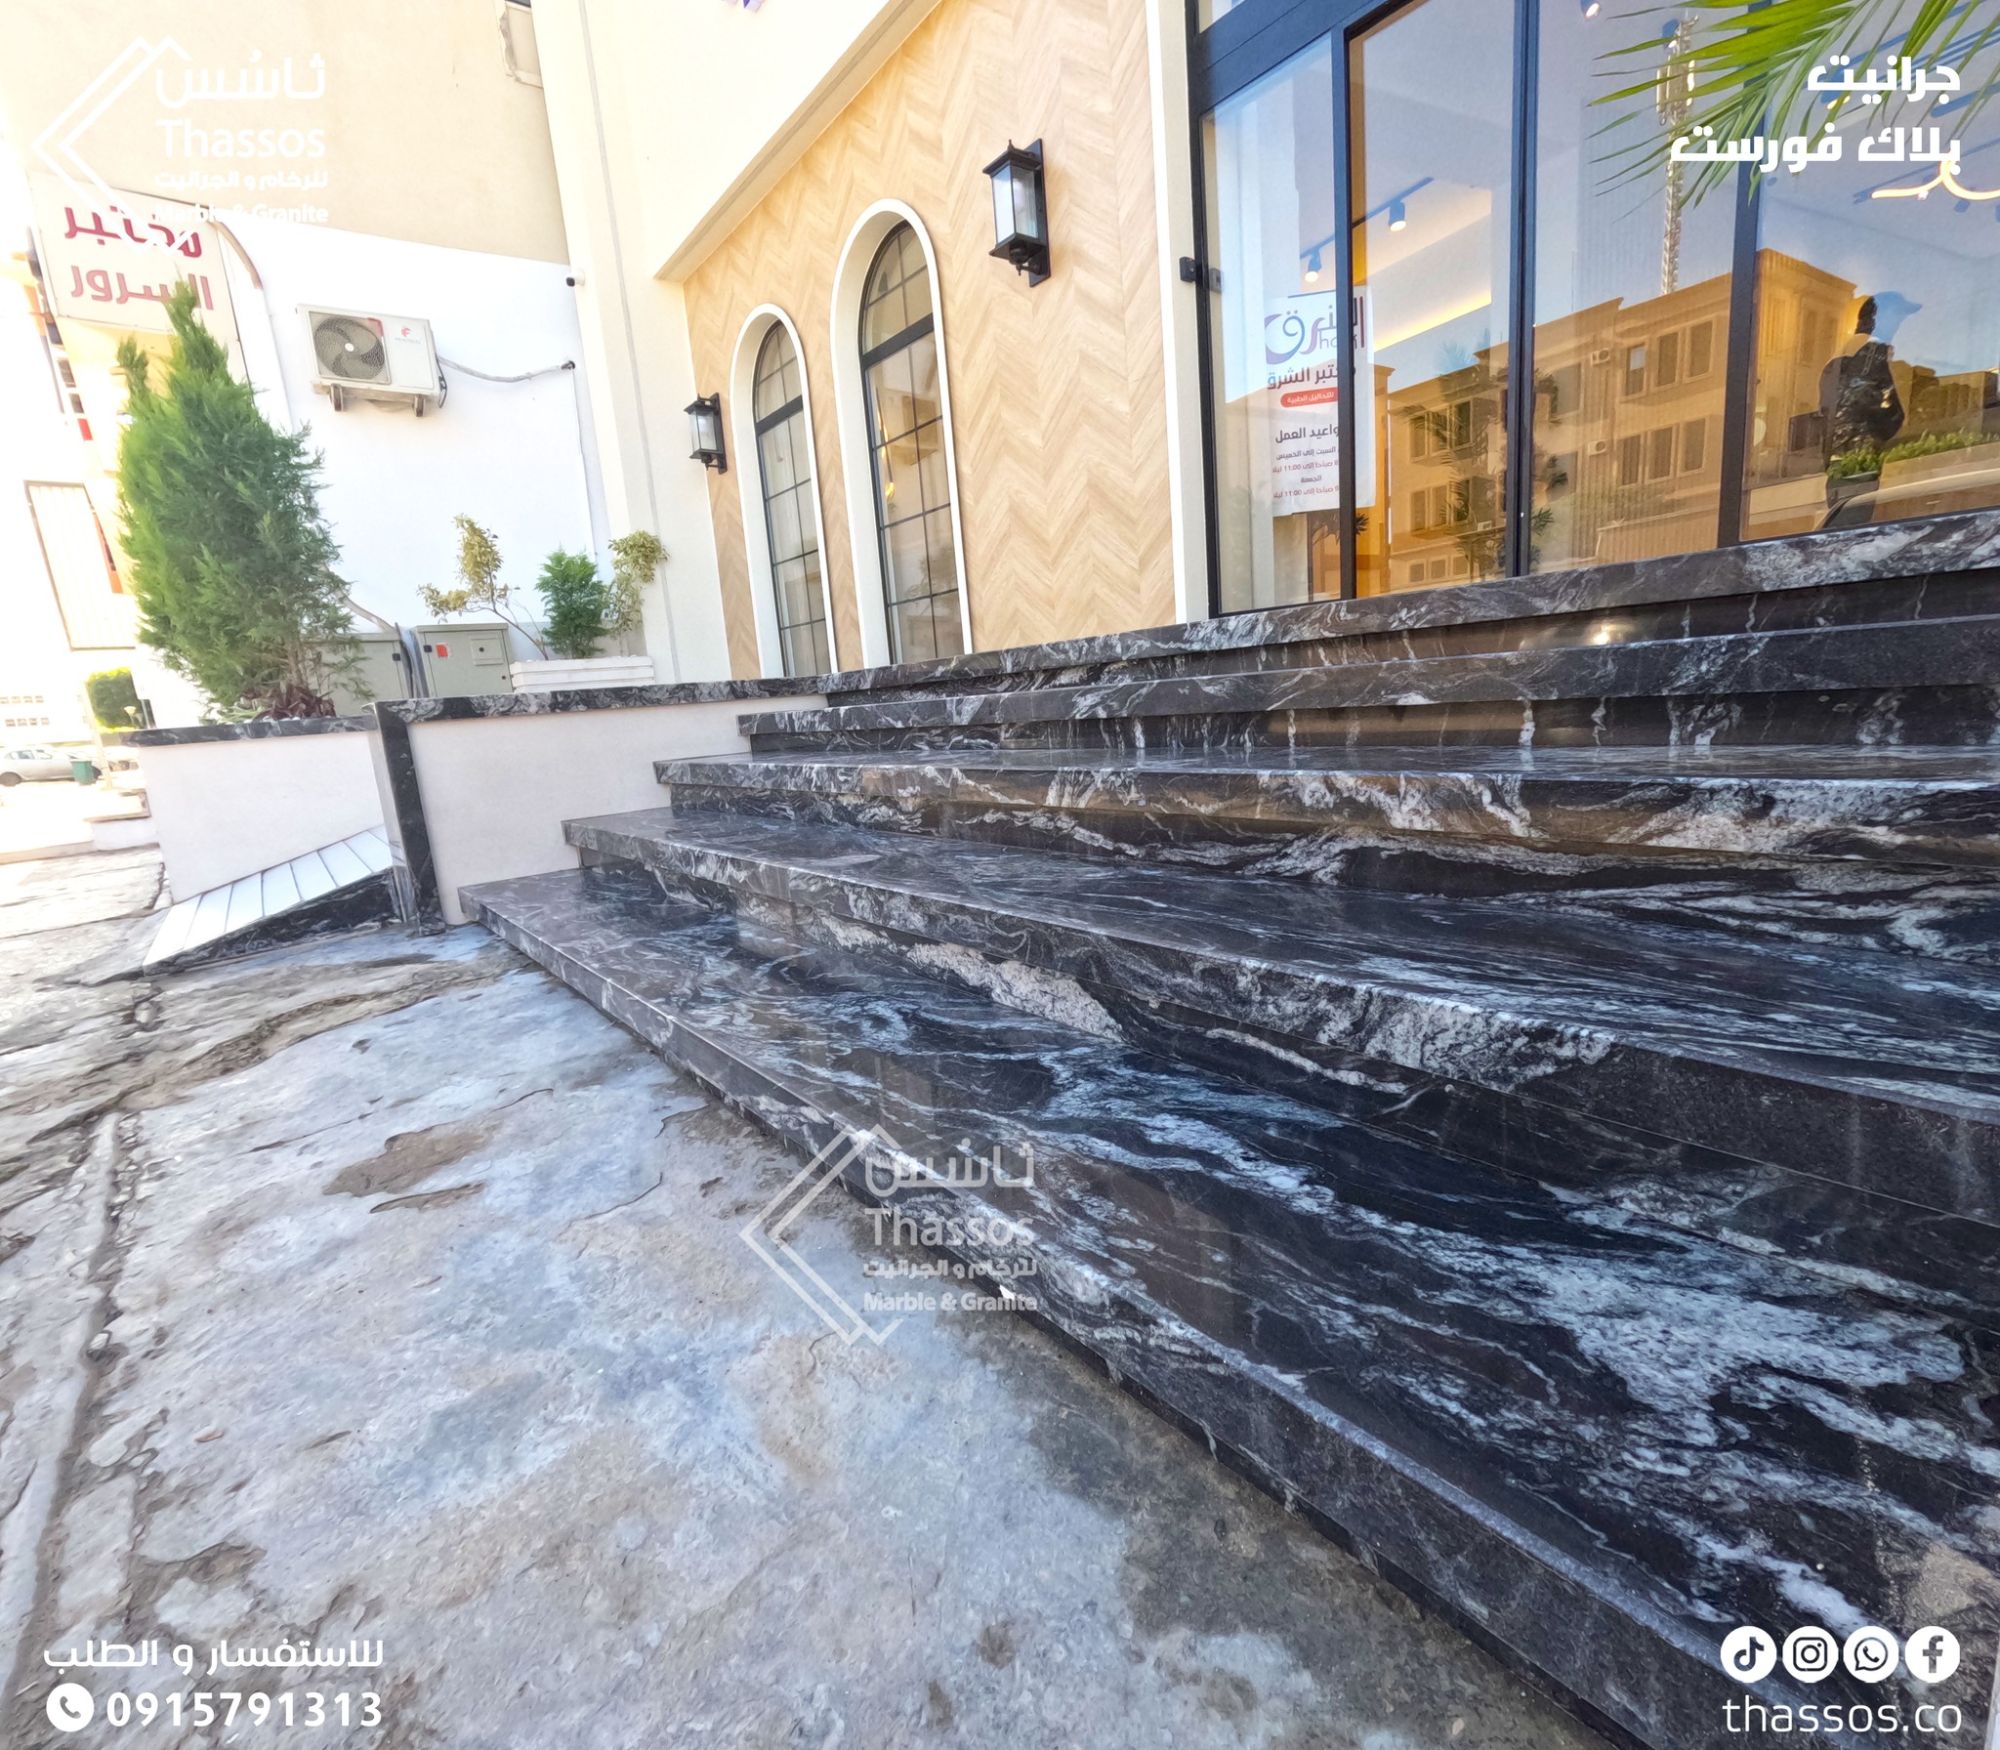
860,223,962,663
751,325,830,677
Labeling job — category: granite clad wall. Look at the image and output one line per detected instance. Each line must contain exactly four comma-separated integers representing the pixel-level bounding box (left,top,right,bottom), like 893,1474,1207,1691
682,0,1176,674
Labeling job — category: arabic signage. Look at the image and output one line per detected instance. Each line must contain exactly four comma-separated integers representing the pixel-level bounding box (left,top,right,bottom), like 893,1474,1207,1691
1671,54,1996,204
1263,287,1373,515
28,173,238,341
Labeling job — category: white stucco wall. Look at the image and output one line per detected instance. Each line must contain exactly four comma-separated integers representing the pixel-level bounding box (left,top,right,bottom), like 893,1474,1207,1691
406,697,819,925
138,731,383,898
216,214,611,642
526,0,946,687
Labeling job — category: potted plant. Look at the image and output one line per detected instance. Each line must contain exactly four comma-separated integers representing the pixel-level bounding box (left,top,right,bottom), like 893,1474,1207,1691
505,538,663,692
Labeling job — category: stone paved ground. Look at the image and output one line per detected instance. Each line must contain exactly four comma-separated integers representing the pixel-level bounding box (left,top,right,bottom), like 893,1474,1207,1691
0,848,1605,1749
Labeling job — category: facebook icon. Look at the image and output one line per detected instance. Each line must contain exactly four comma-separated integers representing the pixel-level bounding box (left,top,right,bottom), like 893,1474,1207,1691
1904,1627,1961,1684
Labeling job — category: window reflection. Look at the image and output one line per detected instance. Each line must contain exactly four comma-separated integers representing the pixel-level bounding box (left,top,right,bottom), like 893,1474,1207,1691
1529,5,1732,570
1351,0,1516,597
1196,0,2000,611
1203,40,1341,615
1745,11,2000,537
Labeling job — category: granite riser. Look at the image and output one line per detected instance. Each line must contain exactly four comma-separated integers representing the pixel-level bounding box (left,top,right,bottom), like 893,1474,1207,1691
581,842,2000,1332
660,753,2000,872
568,814,2000,1228
747,617,2000,742
804,512,2000,707
665,783,2000,968
752,683,2000,758
464,863,2000,1750
832,568,2000,707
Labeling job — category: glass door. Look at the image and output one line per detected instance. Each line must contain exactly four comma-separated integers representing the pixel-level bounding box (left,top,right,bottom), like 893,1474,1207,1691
1195,0,1524,613
1348,0,1518,597
1201,37,1341,614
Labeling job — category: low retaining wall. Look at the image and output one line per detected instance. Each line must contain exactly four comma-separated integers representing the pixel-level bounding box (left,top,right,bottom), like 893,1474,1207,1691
123,717,382,900
372,683,825,928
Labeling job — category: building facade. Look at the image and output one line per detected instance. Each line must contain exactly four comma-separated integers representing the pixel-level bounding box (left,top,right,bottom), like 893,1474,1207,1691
528,0,1999,683
0,0,611,724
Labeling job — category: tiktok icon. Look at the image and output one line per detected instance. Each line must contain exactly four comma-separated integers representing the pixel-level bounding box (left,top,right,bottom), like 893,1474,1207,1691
1720,1626,1778,1685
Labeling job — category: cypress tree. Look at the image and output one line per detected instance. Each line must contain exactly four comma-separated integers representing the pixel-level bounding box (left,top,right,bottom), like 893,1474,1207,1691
115,284,352,716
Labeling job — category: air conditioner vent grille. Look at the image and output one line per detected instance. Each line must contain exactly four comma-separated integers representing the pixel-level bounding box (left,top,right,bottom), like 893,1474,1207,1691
312,314,389,382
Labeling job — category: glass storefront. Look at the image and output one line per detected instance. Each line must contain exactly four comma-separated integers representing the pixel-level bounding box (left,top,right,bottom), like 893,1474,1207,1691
1350,0,1516,597
1192,0,2000,614
1530,0,1734,573
1745,101,2000,539
1202,41,1339,612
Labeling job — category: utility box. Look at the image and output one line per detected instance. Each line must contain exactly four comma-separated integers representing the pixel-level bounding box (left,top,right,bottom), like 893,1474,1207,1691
320,634,415,714
415,623,513,698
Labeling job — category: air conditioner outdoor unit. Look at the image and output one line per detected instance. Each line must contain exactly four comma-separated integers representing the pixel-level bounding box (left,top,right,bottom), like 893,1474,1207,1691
1589,347,1614,366
302,307,442,414
1588,438,1612,456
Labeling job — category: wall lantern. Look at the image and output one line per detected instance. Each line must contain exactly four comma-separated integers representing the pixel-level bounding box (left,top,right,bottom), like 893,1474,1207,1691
983,139,1051,287
686,393,727,472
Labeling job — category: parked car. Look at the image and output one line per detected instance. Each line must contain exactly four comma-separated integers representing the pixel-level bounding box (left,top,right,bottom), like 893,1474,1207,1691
0,747,73,785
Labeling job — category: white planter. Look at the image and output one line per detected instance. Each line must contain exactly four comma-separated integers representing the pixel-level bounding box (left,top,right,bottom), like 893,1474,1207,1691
507,655,656,694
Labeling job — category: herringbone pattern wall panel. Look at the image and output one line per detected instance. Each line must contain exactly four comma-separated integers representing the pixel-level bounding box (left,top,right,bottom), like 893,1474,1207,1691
685,0,1176,675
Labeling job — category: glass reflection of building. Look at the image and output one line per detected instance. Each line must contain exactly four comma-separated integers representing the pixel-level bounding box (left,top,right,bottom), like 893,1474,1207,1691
1194,0,2000,615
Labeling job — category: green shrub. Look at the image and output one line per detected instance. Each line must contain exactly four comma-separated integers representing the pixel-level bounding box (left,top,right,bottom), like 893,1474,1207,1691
1829,431,1999,481
606,530,666,638
536,549,610,659
419,516,548,659
1882,430,1998,468
86,667,143,730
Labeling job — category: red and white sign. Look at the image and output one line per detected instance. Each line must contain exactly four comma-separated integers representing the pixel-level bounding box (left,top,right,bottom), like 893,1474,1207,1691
29,174,237,342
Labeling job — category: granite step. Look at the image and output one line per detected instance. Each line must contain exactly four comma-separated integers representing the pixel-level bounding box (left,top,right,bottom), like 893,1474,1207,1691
565,807,2000,1231
655,745,2000,871
829,558,2000,707
743,614,2000,754
656,745,2000,968
811,512,2000,707
461,860,2000,1750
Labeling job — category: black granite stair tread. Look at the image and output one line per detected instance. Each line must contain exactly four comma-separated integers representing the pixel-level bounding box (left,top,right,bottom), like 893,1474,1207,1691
463,862,1999,1750
669,744,2000,780
739,613,2000,738
658,743,2000,869
572,805,2000,1117
571,805,2000,1221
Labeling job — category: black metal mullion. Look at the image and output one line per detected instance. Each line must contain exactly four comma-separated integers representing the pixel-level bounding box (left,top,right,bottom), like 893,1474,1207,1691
859,312,935,374
1188,35,1223,618
754,394,803,438
1502,0,1538,580
1331,19,1357,601
1716,156,1761,548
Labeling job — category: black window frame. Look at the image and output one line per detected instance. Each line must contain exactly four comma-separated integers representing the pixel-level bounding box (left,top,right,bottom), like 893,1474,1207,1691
858,223,962,666
1186,0,1767,616
751,323,831,679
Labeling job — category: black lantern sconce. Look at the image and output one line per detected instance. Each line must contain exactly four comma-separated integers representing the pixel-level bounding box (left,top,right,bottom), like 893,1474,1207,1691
686,393,727,473
983,139,1050,287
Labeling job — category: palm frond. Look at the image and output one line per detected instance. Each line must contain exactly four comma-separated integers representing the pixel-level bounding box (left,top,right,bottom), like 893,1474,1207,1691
1590,0,2000,205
